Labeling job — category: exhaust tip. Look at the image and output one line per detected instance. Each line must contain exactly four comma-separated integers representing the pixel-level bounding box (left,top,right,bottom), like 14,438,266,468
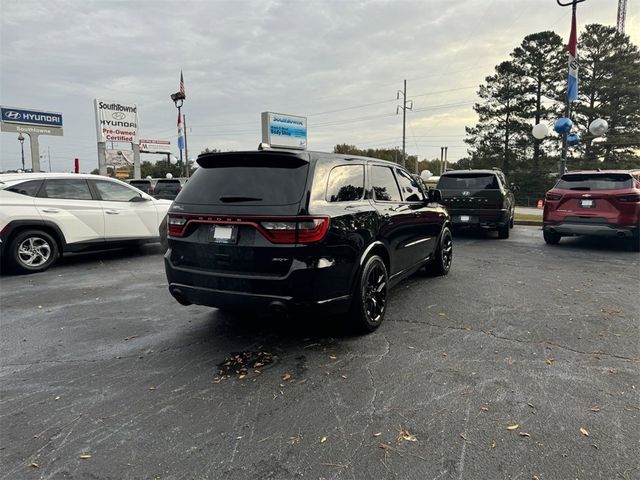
170,287,192,306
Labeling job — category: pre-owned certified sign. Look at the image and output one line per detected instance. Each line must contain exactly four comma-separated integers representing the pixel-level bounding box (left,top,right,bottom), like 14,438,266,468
94,99,139,143
261,112,307,150
0,106,63,127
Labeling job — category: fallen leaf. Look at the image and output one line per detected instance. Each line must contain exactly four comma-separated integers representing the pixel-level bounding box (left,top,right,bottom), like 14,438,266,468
398,429,417,442
79,454,92,459
527,402,535,409
148,386,156,390
545,357,554,365
519,432,531,437
329,355,337,360
506,424,519,431
459,433,467,440
480,406,489,412
407,346,415,349
590,406,600,412
438,312,446,317
320,436,327,443
30,463,39,468
341,375,347,379
591,444,598,449
282,373,291,381
491,439,497,448
373,432,382,437
442,352,447,357
580,427,589,437
238,374,246,379
54,396,60,401
533,476,540,480
378,443,391,450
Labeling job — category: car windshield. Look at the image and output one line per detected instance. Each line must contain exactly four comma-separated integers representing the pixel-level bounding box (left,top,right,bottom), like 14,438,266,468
437,173,499,190
155,180,181,192
556,173,634,190
177,153,309,205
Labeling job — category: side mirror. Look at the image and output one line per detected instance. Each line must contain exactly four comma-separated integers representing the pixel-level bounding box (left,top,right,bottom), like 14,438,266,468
428,189,442,203
130,195,149,202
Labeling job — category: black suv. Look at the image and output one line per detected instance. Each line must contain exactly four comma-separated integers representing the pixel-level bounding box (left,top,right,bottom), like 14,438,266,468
154,178,184,200
436,169,515,238
164,150,452,332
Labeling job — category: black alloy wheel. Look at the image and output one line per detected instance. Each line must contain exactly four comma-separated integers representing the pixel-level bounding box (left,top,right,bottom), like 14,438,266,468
350,255,388,333
427,226,453,276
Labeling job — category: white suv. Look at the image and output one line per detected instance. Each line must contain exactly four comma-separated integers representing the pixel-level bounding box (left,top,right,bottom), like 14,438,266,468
0,173,172,273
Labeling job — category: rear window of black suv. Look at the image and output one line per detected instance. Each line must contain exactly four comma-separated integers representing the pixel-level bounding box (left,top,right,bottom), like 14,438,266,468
437,173,499,190
177,152,309,206
556,173,633,190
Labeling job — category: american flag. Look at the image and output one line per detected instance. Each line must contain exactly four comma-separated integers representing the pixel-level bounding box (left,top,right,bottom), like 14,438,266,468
567,10,578,102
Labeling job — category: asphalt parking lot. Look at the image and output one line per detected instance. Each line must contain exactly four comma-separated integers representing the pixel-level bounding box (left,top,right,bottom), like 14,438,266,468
1,226,638,480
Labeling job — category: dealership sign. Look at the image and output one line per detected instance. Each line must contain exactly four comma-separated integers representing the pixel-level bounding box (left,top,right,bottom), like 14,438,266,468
105,149,134,167
139,139,171,154
261,112,307,150
94,99,139,143
0,106,63,128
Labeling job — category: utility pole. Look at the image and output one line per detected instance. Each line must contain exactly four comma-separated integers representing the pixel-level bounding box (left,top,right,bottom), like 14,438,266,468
440,147,444,175
444,146,448,173
617,0,627,34
48,146,51,172
396,80,412,169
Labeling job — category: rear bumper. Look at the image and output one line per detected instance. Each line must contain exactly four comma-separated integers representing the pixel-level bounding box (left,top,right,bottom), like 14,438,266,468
164,252,356,313
448,208,510,229
544,221,638,238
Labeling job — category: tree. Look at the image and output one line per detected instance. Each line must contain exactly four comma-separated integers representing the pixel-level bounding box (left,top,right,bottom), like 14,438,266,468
573,24,640,168
511,31,565,170
465,61,531,176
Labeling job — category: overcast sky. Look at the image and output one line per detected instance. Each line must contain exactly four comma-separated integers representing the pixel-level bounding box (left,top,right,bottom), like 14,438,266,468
1,0,638,172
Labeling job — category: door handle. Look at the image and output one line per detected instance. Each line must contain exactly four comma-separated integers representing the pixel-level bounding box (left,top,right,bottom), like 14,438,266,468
41,208,59,213
105,210,120,215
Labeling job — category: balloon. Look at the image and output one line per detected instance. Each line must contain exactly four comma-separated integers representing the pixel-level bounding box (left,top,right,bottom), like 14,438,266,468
554,117,573,135
589,118,608,136
166,173,173,179
146,175,152,179
532,123,549,140
420,170,433,181
567,133,581,146
170,156,178,165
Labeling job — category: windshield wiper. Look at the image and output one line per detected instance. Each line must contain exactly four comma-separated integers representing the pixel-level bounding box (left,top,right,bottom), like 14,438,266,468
219,195,263,203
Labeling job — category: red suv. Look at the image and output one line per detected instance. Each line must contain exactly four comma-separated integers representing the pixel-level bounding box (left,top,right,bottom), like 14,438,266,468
543,170,640,251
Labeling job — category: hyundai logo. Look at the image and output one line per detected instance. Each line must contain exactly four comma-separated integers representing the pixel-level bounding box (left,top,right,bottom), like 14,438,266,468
112,112,126,120
5,111,21,120
462,191,471,196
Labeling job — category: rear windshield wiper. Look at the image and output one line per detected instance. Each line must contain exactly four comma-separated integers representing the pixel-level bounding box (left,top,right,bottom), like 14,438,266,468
219,195,263,203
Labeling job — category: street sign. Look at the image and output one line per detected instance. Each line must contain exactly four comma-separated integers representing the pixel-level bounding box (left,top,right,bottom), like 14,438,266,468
261,112,307,150
0,106,63,127
139,139,171,154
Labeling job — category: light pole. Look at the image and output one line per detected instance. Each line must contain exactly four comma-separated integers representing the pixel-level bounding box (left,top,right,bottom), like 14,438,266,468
170,91,186,176
17,133,25,171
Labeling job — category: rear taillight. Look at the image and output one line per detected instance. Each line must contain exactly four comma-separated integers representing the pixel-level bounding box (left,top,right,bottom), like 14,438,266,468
545,192,562,201
616,193,640,203
260,217,329,244
168,215,187,237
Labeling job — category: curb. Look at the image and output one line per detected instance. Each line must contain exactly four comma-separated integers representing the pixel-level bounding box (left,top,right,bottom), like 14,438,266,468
515,220,542,227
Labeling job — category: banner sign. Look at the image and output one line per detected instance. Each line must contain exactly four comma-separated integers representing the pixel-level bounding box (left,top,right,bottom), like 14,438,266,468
261,112,307,150
0,122,64,136
94,99,139,143
139,139,171,154
105,149,134,167
0,106,63,127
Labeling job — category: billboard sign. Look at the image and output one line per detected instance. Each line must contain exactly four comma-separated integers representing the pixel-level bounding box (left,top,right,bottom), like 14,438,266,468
139,139,171,154
261,112,307,150
94,99,139,143
0,106,63,128
105,149,134,167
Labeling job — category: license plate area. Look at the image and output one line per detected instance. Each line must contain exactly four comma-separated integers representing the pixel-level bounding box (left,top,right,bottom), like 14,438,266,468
460,215,471,222
208,225,238,244
579,199,595,208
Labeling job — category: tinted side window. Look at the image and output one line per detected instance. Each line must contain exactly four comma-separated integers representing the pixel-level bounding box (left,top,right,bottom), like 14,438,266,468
94,180,141,201
371,166,401,202
326,165,364,202
41,179,92,200
395,169,425,202
6,180,43,197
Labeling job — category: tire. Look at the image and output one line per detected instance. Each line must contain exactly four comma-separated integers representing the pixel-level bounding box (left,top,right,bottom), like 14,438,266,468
629,231,640,252
349,255,389,333
510,214,514,229
7,229,59,274
159,217,168,251
498,223,510,239
543,230,561,245
426,226,453,276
